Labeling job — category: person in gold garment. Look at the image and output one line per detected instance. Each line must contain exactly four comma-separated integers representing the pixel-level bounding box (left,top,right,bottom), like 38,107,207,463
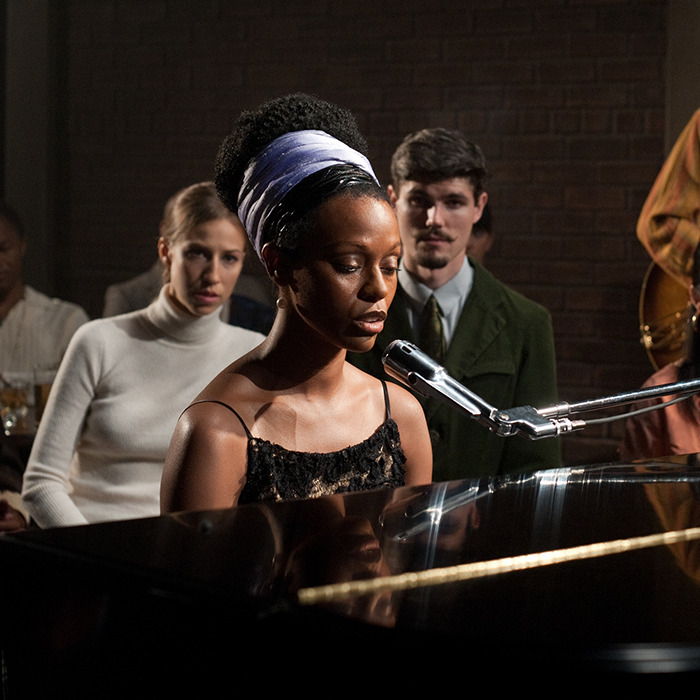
622,109,700,461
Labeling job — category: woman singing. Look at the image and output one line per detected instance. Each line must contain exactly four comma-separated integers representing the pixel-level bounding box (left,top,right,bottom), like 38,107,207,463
161,93,432,511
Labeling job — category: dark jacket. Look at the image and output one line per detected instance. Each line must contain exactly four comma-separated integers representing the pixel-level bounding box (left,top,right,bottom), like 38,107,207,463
348,261,561,482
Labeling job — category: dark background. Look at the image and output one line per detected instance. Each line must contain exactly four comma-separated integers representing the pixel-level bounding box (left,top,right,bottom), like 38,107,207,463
3,0,696,466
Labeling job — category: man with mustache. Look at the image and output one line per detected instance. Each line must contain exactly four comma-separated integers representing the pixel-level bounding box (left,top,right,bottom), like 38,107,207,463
349,128,560,481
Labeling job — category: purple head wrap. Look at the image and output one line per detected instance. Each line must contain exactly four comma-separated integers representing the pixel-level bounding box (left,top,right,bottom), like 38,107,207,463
237,129,378,258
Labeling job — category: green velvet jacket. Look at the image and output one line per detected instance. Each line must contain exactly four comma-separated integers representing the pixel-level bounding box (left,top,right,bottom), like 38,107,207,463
348,261,561,482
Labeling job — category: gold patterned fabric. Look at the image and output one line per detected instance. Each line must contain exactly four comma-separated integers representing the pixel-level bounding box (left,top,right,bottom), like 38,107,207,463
637,108,700,286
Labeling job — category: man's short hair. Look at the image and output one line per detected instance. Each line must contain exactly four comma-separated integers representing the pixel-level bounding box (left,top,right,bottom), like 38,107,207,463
390,127,488,198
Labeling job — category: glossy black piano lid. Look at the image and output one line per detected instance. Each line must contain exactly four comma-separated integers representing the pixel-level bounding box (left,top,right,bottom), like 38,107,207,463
3,459,700,687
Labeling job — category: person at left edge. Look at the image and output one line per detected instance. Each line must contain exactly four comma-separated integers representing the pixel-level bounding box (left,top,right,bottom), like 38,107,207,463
0,202,89,530
0,202,88,373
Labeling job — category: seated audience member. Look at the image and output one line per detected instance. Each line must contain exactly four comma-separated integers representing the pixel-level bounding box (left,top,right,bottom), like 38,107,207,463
22,182,264,527
348,127,560,482
160,93,432,514
0,202,88,374
465,201,494,264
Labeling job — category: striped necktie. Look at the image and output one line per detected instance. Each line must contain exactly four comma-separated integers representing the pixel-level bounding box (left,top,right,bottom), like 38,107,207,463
419,294,446,363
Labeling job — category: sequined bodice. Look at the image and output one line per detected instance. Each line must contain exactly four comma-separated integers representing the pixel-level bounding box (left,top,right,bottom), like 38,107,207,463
239,417,405,504
190,381,406,504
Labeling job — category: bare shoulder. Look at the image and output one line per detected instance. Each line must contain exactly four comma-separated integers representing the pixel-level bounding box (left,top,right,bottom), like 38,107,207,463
344,362,424,422
384,380,425,422
161,399,250,513
384,380,433,486
169,398,251,466
179,397,247,431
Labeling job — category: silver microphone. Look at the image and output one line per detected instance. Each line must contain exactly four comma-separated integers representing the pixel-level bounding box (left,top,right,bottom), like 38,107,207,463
382,339,500,430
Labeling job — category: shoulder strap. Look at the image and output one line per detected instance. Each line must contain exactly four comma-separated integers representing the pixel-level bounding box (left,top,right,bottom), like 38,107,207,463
381,380,391,421
185,399,253,439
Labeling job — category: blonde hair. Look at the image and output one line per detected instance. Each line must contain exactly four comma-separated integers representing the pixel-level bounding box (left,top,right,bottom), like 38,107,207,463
159,181,242,282
160,181,237,246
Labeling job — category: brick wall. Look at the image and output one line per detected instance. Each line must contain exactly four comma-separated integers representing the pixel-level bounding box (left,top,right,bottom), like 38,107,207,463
57,0,668,467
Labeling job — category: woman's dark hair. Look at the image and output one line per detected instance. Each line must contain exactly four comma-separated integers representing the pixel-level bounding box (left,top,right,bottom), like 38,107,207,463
214,93,386,253
215,93,369,205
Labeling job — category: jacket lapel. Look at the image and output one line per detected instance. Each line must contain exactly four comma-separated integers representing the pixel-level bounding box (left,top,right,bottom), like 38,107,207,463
445,263,507,379
429,264,508,420
377,266,509,419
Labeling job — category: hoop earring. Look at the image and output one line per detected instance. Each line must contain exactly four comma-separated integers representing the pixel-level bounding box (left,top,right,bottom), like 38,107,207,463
276,297,287,310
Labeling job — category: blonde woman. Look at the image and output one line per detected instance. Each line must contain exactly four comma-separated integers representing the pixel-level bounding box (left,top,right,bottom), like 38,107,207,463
22,182,264,527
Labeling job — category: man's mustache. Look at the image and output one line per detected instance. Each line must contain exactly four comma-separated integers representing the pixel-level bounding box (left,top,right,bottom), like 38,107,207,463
417,228,454,244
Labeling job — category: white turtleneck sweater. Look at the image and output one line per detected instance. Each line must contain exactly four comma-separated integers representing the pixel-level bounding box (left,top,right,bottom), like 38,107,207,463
22,287,264,528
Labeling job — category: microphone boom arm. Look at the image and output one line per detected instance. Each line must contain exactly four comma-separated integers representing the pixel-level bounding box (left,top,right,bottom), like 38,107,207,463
382,340,700,441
